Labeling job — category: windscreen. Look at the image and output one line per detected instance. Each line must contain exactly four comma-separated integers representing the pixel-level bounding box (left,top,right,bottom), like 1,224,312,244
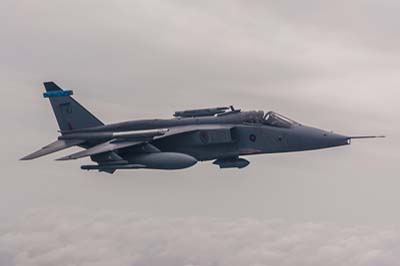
263,111,297,128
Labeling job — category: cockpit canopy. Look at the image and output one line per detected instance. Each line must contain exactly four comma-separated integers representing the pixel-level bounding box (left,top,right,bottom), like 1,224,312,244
243,111,299,128
263,111,298,128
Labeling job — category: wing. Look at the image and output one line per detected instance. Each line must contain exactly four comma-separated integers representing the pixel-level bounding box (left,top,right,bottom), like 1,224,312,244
21,128,169,160
25,125,235,161
20,139,85,160
56,139,144,160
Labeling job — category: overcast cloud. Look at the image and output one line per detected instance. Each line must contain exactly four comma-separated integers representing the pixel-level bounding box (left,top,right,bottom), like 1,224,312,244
1,0,400,265
1,208,400,266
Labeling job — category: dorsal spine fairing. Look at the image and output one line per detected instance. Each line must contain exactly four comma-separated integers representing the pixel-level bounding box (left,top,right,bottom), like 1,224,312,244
174,106,239,118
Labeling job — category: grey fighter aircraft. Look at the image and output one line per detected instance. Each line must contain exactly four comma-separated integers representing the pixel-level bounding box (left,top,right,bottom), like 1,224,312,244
21,82,384,173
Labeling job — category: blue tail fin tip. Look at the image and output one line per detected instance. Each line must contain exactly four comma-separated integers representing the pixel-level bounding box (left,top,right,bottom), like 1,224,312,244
43,90,73,98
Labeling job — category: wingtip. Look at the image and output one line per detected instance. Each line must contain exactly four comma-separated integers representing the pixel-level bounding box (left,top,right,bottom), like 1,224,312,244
20,154,36,160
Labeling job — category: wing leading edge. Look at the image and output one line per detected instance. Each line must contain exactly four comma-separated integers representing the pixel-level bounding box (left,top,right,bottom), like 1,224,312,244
20,139,85,160
56,140,144,160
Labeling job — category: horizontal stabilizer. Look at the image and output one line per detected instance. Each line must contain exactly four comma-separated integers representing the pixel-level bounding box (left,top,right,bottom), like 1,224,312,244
20,139,85,160
57,140,144,160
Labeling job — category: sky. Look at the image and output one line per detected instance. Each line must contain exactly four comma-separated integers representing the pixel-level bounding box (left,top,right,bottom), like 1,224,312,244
1,0,400,265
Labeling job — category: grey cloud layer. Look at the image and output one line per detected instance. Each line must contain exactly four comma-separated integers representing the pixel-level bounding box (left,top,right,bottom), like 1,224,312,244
1,209,400,266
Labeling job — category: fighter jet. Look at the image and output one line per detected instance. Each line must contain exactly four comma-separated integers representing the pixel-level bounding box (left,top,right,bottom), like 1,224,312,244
21,82,384,173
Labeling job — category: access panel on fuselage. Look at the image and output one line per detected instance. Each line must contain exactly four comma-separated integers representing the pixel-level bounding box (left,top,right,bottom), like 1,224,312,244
231,126,264,156
232,125,290,155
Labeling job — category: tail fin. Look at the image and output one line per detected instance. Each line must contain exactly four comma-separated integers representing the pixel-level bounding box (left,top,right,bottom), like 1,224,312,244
43,82,103,132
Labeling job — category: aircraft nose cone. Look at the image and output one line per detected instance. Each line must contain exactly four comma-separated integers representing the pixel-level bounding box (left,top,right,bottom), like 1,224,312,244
294,126,350,150
322,131,350,146
314,129,350,148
